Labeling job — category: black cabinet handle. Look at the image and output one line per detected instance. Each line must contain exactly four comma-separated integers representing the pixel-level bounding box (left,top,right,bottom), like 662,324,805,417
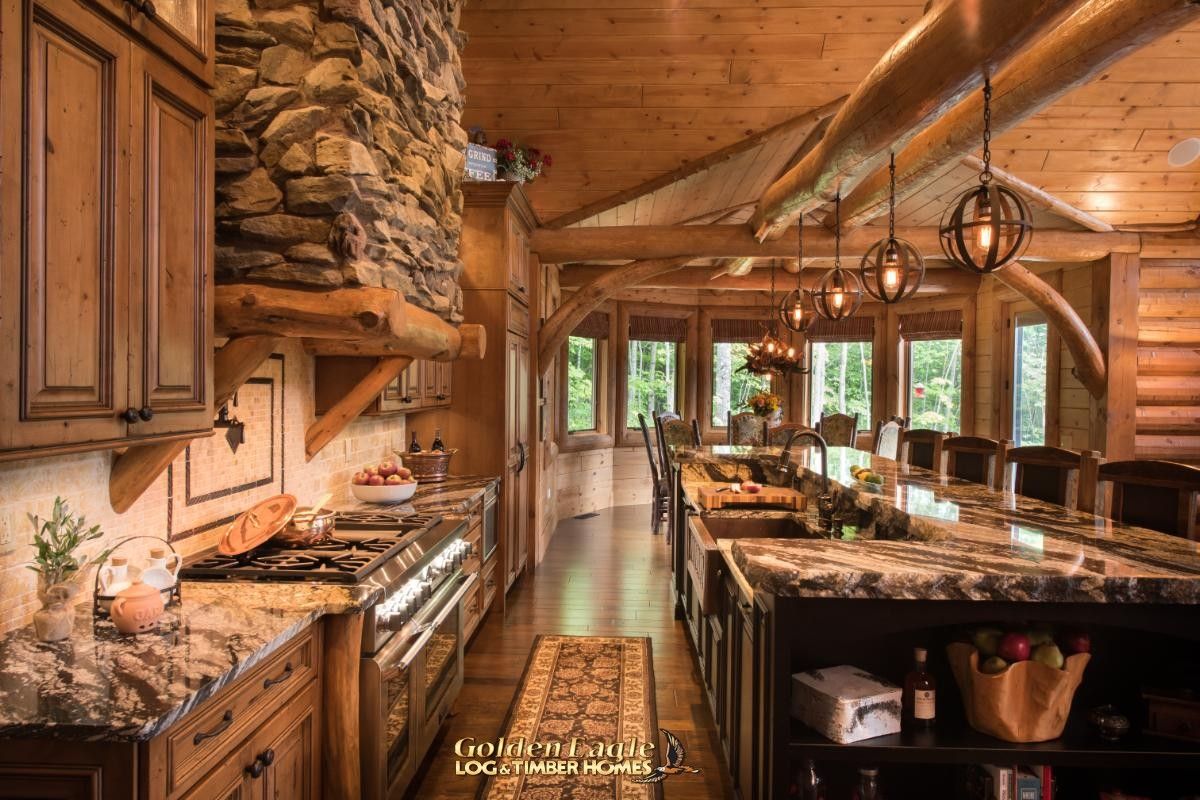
401,396,412,404
260,748,275,767
136,0,156,18
262,662,294,689
246,759,265,779
120,408,139,424
138,406,154,421
192,710,234,745
436,393,447,401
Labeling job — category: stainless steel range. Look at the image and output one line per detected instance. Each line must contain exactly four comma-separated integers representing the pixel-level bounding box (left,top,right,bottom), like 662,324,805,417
181,510,475,800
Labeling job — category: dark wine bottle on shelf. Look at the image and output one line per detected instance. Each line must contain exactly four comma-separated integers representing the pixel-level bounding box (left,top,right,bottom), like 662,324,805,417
903,647,937,729
851,767,882,800
409,432,422,453
796,759,825,800
431,429,445,452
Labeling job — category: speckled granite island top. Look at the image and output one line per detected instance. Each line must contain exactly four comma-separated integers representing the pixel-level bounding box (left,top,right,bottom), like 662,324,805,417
0,578,376,742
674,445,1200,604
344,474,498,517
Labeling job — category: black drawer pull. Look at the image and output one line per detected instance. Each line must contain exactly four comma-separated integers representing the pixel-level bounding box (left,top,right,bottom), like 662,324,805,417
138,406,154,421
246,747,276,779
262,662,294,689
192,710,234,745
120,407,139,424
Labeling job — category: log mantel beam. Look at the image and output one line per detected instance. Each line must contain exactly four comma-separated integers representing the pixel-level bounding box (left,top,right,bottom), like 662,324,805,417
530,224,1138,264
840,0,1200,229
994,261,1107,398
748,0,1078,241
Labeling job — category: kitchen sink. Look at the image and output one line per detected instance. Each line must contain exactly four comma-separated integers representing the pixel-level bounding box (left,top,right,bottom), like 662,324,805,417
696,515,824,541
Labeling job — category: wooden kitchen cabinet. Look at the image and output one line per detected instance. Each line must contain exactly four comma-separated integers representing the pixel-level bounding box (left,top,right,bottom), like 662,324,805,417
315,357,450,416
0,0,213,463
95,0,214,86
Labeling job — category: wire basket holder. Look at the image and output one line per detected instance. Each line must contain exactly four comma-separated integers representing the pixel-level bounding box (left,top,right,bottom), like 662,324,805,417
92,535,182,618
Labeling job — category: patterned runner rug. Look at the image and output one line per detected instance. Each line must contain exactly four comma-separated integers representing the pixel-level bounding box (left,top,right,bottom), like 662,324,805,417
478,635,663,800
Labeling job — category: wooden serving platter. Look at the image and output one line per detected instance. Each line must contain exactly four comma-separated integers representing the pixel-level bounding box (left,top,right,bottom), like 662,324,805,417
697,485,807,511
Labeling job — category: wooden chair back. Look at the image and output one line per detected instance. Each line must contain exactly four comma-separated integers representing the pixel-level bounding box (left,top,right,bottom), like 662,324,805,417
872,416,908,460
943,435,1011,491
728,411,766,446
691,418,702,446
766,423,818,446
898,428,948,474
637,413,661,489
1006,445,1101,513
817,412,859,447
660,417,698,449
1098,460,1200,539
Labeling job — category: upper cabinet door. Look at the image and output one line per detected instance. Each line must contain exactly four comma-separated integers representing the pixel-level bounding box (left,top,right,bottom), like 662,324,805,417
128,46,212,436
0,0,132,454
98,0,213,85
506,218,529,300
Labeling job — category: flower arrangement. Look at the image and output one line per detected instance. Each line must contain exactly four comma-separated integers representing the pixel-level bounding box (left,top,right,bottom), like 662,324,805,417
26,496,112,605
494,139,552,182
746,392,782,417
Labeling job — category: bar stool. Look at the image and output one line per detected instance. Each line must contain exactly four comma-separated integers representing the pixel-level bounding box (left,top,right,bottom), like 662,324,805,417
817,412,859,447
872,416,909,460
898,429,948,473
1006,445,1102,514
1098,460,1200,539
637,413,668,536
943,436,1011,491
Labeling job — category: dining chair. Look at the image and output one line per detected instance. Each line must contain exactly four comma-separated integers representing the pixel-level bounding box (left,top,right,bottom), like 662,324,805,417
637,413,668,536
872,417,907,460
943,435,1011,491
1098,460,1200,539
766,423,818,446
660,417,697,449
728,411,766,446
817,411,859,447
691,418,702,446
1006,445,1102,514
897,428,948,474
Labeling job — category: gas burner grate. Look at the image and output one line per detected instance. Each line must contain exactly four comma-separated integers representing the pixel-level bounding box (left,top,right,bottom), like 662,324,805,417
333,511,438,531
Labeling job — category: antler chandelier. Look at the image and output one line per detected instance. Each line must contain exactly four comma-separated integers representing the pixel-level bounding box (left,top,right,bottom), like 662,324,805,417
742,260,806,376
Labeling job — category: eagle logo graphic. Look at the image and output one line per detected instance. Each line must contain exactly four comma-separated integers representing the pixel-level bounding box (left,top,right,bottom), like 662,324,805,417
632,729,701,784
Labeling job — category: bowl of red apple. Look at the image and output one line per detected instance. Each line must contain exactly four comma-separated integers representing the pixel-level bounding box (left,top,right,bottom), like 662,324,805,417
350,459,418,503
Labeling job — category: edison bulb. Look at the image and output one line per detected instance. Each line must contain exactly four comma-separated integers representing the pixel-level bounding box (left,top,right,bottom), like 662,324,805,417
790,303,803,325
883,267,900,288
766,341,776,354
786,346,796,358
975,196,993,250
831,290,845,309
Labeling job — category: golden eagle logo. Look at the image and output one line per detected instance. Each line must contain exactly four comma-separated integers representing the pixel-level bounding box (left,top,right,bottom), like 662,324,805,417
632,729,701,784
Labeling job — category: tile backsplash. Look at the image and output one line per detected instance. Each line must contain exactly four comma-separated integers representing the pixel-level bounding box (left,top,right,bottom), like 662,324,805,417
0,340,406,634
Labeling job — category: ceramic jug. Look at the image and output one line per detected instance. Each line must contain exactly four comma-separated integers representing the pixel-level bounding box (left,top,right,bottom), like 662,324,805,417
110,579,165,635
141,547,181,591
97,556,131,596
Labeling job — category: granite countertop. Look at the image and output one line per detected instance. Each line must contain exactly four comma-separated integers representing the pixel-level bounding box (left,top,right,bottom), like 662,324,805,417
0,475,500,742
674,445,1200,604
342,474,498,518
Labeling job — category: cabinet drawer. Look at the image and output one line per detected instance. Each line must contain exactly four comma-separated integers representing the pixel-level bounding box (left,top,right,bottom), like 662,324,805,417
507,294,529,337
163,625,319,796
463,579,482,639
482,557,499,608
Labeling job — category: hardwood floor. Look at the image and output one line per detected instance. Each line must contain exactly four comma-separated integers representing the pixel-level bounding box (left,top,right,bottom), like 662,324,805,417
409,504,734,799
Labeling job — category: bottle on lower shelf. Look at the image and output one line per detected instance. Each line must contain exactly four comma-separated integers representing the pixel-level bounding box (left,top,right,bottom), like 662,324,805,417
903,646,937,729
795,758,825,800
852,766,883,800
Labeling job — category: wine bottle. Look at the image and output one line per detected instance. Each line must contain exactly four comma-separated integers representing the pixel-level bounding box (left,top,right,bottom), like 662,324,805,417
408,432,422,453
851,767,882,800
796,759,825,800
431,429,445,452
903,647,936,728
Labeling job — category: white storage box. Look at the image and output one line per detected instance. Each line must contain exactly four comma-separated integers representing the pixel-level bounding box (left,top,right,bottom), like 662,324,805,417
790,665,902,743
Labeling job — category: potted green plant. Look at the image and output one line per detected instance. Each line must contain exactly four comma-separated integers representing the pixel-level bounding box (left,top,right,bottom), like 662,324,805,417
26,497,112,610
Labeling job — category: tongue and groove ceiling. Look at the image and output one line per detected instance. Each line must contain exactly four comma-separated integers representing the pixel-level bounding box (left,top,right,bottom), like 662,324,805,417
460,1,1200,235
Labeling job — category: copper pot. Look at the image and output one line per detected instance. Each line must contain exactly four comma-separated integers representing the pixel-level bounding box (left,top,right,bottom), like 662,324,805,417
271,507,335,547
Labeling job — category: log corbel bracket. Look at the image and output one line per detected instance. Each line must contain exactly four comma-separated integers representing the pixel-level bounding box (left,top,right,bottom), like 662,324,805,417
304,356,413,461
994,261,1106,398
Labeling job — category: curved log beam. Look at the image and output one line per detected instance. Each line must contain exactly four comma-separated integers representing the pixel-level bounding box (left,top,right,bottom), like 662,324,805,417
537,256,694,376
841,0,1200,228
110,335,283,513
994,261,1106,398
749,0,1076,241
530,224,1137,264
305,357,412,461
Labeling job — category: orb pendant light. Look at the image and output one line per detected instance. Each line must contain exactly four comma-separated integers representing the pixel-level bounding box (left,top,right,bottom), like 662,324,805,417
861,153,924,303
811,194,863,322
778,216,808,332
939,78,1032,274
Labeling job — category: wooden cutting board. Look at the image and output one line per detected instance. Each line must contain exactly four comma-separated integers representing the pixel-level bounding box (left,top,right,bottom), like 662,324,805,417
697,485,807,511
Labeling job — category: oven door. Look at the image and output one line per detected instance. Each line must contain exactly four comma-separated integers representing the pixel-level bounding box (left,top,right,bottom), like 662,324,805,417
483,486,498,560
361,571,477,800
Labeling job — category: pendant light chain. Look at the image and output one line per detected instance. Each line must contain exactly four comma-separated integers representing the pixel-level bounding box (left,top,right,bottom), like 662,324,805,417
834,193,842,268
888,153,896,239
797,215,804,290
980,77,993,184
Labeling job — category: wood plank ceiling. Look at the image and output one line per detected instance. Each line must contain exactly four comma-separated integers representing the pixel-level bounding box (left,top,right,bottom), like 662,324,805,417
460,0,1200,231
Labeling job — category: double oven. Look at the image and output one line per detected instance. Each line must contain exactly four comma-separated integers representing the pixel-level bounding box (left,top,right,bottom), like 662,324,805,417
360,520,476,799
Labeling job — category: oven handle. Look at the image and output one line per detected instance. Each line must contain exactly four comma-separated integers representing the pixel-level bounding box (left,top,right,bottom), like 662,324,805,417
379,572,477,671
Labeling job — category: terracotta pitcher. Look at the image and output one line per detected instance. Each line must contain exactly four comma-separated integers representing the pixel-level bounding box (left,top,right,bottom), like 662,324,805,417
110,579,165,635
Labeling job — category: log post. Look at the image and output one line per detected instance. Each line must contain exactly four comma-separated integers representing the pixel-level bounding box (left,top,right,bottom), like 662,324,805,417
109,335,283,513
537,256,694,375
993,262,1106,398
304,357,412,461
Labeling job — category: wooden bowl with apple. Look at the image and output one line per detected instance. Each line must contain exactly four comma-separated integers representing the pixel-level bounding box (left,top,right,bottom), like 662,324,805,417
351,458,419,503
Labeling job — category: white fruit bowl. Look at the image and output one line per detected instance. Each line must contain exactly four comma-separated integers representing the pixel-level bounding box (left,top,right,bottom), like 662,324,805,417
351,481,418,504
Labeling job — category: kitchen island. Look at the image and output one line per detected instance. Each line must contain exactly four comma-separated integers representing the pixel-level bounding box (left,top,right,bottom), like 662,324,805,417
669,446,1200,800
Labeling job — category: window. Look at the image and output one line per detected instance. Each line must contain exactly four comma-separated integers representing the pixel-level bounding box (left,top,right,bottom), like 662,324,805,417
1012,314,1049,446
808,341,873,428
710,318,771,427
566,336,597,433
625,314,687,428
908,338,963,432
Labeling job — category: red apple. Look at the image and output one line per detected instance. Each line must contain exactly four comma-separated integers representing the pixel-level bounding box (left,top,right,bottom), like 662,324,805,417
367,474,385,486
385,474,404,485
378,460,399,477
743,481,762,493
1061,630,1091,655
396,467,413,480
352,471,371,486
998,632,1031,663
365,465,380,476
